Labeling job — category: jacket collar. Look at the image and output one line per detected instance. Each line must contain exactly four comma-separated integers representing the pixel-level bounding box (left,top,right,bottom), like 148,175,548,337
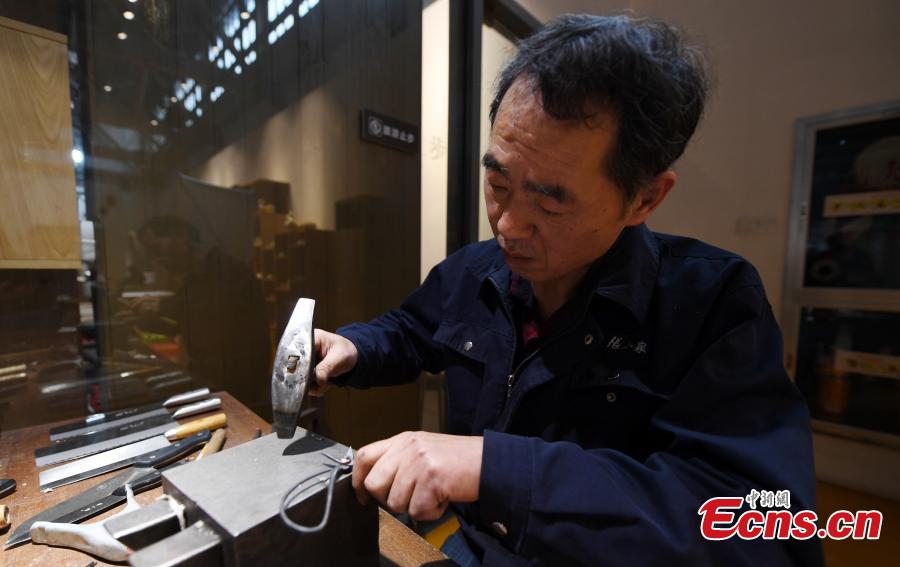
472,224,660,325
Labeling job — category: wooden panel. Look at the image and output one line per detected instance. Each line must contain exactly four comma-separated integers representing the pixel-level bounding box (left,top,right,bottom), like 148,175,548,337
0,17,79,266
0,259,80,270
0,16,66,44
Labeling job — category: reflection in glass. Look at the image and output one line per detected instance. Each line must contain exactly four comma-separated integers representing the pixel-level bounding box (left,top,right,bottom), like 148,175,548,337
795,307,900,436
0,0,422,447
803,117,900,289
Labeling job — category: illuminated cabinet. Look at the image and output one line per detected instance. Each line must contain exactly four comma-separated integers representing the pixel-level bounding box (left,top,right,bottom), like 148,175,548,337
0,17,79,269
783,101,900,500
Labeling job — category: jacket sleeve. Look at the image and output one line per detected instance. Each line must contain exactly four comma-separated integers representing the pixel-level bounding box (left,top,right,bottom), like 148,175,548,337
333,264,447,388
477,284,823,566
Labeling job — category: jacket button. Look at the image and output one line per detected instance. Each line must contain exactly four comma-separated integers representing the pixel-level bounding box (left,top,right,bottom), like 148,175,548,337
606,392,617,403
463,341,473,352
491,521,508,536
583,334,594,345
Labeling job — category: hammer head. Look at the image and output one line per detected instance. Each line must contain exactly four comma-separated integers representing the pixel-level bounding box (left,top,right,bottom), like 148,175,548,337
271,298,316,438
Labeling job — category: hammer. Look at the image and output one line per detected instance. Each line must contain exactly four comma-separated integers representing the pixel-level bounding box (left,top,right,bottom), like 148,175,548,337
271,298,316,439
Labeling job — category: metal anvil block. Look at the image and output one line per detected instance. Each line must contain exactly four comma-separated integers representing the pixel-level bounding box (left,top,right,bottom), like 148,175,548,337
158,427,378,566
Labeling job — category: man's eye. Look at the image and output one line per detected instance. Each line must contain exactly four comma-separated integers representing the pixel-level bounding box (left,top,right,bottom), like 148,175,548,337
490,184,508,194
540,207,564,217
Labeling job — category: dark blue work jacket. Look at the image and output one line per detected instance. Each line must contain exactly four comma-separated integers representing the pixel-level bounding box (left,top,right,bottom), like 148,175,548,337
337,224,823,566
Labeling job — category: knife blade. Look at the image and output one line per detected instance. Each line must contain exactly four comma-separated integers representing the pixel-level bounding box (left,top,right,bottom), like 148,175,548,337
5,430,212,549
39,423,220,491
35,413,177,468
40,414,226,490
49,397,221,442
48,387,210,440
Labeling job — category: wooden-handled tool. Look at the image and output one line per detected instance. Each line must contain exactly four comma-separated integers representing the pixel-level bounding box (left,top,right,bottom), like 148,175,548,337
0,504,9,529
164,413,226,441
196,428,227,460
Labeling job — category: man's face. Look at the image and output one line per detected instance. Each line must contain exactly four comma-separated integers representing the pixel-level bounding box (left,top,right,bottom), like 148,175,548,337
141,229,192,274
484,76,644,285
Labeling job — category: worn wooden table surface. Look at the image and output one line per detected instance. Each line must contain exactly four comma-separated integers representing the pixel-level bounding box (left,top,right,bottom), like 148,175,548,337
0,391,447,566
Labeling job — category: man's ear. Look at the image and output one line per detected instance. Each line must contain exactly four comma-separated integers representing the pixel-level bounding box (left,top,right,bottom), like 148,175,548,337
623,170,676,227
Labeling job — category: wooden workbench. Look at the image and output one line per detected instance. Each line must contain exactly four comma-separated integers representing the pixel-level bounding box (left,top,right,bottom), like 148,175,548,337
0,391,447,566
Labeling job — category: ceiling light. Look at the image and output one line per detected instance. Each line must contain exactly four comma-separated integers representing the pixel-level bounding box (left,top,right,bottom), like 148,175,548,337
71,149,84,164
117,32,127,40
128,0,138,3
150,119,159,126
240,11,250,20
123,11,135,20
103,85,112,92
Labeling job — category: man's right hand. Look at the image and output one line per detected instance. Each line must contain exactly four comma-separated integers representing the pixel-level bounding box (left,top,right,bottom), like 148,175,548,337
310,329,358,396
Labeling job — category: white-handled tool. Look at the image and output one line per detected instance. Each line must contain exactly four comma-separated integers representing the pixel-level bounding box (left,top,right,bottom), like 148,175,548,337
30,485,149,561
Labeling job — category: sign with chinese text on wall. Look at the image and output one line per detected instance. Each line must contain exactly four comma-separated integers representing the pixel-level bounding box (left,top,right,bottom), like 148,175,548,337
360,109,419,154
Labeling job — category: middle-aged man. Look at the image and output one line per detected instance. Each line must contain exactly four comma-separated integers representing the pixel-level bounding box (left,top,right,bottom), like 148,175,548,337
311,14,823,566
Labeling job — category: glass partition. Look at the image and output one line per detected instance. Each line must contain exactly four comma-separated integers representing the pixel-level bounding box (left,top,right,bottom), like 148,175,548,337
0,0,422,449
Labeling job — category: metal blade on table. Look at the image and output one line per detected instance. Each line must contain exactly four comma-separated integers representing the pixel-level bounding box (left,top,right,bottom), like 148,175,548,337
39,436,171,491
48,387,210,440
49,397,221,442
6,430,212,549
5,467,158,549
35,414,176,468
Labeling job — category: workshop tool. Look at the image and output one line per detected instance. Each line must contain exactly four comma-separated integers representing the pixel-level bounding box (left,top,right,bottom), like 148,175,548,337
128,428,378,566
271,297,315,439
39,422,221,491
50,388,213,441
0,479,15,499
163,413,226,441
30,485,146,562
6,431,212,549
195,429,226,460
50,398,222,442
31,484,189,562
31,298,375,565
28,429,229,562
0,505,8,530
34,411,225,468
53,397,221,443
279,446,354,534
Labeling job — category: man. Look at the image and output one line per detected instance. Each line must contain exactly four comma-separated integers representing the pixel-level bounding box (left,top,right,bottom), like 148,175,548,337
312,14,823,566
123,216,270,416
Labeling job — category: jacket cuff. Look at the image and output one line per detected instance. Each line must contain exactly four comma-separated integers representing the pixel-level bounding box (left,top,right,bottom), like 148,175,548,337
333,324,373,388
478,430,533,553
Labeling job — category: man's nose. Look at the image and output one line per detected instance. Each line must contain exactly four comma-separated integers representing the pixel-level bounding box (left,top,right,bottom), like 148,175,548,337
496,197,533,240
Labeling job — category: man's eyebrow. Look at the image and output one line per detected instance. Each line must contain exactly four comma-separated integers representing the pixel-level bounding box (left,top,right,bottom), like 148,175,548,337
481,153,509,177
523,180,570,204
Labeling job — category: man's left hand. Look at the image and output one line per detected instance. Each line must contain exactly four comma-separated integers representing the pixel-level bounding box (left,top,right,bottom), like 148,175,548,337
352,432,483,521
